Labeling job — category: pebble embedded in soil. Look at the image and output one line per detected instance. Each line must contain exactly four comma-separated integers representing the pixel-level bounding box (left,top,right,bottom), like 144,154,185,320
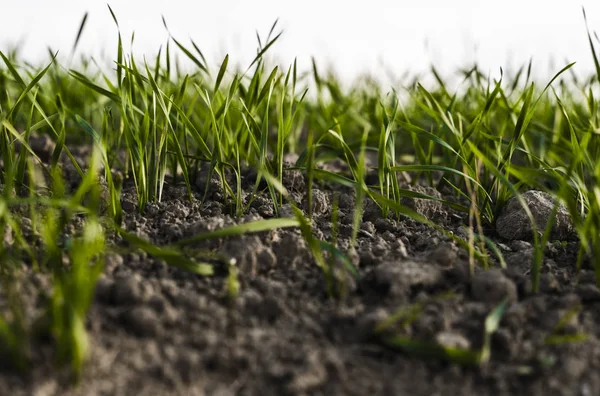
471,269,518,305
496,190,574,241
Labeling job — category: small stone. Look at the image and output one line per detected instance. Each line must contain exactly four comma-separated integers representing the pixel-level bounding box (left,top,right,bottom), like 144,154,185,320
471,269,518,305
496,190,574,241
435,331,471,350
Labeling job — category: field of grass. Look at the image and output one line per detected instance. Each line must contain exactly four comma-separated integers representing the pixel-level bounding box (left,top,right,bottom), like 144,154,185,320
2,7,600,392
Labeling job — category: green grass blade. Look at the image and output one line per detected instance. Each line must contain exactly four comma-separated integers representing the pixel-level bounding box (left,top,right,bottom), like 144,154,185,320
173,218,299,246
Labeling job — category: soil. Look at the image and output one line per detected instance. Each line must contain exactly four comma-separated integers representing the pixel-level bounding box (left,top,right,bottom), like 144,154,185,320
1,146,599,396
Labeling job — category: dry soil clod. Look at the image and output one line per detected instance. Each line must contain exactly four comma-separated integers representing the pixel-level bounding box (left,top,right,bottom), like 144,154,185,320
496,190,575,241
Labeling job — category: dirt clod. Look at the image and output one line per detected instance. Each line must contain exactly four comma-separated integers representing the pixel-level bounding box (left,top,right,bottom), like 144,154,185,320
496,190,574,241
364,260,443,298
121,306,161,337
400,185,445,220
471,269,518,305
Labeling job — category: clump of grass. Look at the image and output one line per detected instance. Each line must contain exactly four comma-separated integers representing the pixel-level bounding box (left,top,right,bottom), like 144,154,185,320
43,148,105,379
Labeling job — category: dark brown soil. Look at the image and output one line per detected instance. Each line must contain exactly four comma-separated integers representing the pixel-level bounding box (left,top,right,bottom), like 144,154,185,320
1,155,599,396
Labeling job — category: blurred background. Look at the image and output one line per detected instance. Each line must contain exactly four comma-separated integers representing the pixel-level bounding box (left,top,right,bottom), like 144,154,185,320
2,0,600,83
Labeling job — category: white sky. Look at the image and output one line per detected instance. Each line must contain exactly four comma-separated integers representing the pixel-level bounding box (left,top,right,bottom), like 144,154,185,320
3,1,600,83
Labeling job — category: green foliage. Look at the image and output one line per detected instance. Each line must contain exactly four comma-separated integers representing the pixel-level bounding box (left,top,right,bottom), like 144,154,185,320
1,6,600,377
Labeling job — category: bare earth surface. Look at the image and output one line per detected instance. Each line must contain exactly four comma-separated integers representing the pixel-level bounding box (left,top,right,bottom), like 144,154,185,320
0,153,598,396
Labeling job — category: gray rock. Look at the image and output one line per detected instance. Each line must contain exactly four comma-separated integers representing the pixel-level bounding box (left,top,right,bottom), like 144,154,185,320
471,269,517,305
496,190,574,241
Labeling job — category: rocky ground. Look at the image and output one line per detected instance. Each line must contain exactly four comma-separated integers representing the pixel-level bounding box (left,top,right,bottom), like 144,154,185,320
0,144,599,396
